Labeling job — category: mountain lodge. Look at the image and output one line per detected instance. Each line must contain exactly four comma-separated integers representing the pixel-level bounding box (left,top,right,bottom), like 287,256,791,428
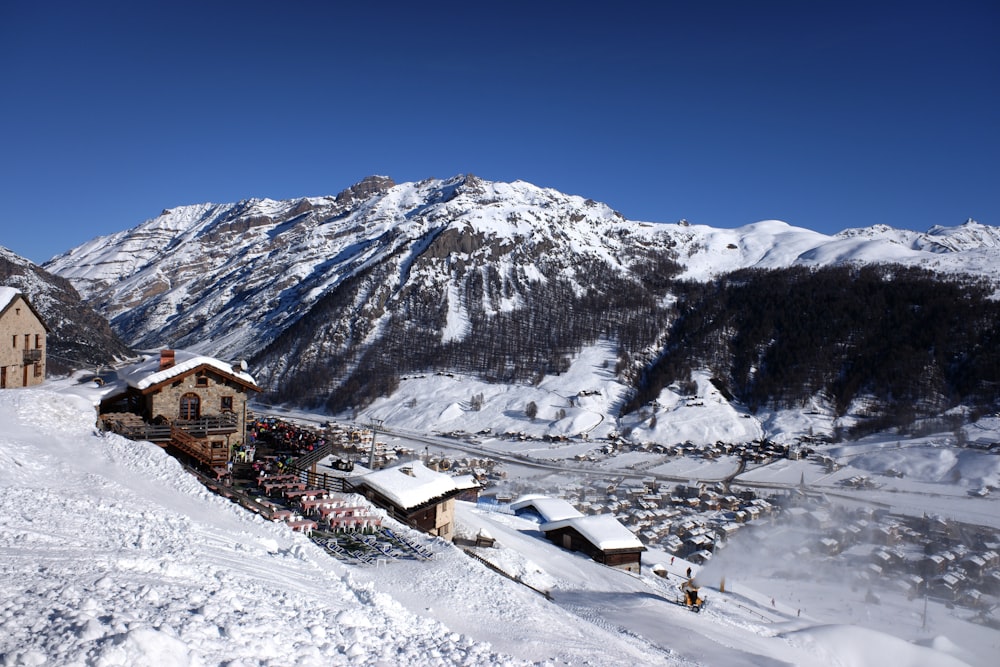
98,349,260,473
512,495,645,573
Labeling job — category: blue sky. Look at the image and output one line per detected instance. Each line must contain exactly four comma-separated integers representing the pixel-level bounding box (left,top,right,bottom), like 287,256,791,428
2,1,997,264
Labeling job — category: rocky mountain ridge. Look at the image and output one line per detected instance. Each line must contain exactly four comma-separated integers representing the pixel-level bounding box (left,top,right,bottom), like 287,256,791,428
42,175,1000,423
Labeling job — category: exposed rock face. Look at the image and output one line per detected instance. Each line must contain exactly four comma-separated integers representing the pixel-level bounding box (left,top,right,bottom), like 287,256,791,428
43,175,680,406
335,175,395,204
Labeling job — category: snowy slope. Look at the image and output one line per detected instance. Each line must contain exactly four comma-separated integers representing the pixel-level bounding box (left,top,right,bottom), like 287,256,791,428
668,217,1000,282
4,375,994,665
0,386,663,666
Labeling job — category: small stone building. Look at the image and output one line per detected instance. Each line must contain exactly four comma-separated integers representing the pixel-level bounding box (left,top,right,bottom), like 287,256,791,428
0,287,48,388
99,349,259,470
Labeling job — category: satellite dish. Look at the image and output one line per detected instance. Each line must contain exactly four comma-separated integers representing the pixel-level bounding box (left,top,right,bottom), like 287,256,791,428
238,359,248,371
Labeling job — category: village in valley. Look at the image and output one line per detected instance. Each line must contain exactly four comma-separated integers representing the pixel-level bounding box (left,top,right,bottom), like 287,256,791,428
6,277,999,621
140,360,996,630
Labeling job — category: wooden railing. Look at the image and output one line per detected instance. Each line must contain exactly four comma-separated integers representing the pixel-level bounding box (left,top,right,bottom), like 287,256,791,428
101,412,238,469
174,413,239,436
291,442,335,470
106,413,239,442
286,464,360,495
170,426,229,467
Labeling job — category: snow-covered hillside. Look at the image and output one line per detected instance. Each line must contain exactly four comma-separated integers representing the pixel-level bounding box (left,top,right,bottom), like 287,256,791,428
1,387,656,666
5,353,997,664
0,245,134,373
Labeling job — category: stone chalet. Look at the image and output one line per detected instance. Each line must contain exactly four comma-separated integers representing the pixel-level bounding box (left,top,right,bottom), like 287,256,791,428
0,287,48,388
354,461,468,542
98,349,259,471
512,495,645,573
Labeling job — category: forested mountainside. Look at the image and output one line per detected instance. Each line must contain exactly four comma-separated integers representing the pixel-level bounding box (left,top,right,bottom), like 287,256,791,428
624,265,1000,435
0,247,133,374
254,249,681,412
42,175,1000,426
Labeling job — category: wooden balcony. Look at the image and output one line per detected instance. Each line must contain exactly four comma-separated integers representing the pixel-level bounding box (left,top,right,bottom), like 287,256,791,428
170,426,230,467
100,412,238,469
101,412,238,442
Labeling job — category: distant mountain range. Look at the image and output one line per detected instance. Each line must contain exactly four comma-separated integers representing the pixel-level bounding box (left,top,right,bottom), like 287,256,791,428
32,175,1000,428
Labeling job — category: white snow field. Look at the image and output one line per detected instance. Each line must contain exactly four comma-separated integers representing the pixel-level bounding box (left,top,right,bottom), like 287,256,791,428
3,377,997,666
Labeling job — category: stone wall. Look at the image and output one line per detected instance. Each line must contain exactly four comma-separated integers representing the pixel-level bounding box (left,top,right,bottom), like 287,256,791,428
147,367,251,448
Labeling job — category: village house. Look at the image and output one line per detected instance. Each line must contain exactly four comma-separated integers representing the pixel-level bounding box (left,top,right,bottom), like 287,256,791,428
0,287,47,388
512,495,645,572
541,513,645,573
355,461,466,541
682,533,715,556
984,571,1000,595
98,349,259,472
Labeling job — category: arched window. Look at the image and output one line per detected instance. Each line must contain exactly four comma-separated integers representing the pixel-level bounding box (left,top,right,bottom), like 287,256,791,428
179,393,201,420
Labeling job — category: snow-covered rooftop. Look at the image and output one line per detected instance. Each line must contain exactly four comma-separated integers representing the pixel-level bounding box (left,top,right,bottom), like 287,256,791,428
360,461,460,509
541,514,644,551
119,349,259,391
451,473,480,492
0,286,21,312
510,495,584,523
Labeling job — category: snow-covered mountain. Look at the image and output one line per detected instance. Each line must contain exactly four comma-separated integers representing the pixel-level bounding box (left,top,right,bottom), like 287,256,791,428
43,175,1000,417
46,176,1000,352
46,175,661,356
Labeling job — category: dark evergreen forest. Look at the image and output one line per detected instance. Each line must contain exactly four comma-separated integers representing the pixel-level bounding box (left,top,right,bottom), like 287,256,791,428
625,265,1000,433
255,250,682,413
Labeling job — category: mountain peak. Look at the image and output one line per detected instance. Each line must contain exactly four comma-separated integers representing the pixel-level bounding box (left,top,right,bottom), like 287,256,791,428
335,175,396,204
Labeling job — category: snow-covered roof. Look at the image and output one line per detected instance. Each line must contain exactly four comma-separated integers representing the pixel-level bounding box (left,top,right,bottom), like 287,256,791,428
359,461,460,510
451,474,480,491
120,350,259,391
510,495,583,523
0,286,20,312
541,514,644,551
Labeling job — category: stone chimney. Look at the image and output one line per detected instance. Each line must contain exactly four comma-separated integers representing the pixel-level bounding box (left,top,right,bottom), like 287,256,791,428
159,349,175,370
